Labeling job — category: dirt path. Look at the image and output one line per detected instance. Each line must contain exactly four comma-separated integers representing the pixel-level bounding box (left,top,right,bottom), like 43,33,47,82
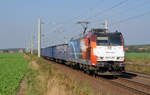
17,77,27,95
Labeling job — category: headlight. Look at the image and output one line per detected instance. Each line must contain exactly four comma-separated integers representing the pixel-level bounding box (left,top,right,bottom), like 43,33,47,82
117,57,120,59
100,57,104,59
117,57,124,60
97,57,104,60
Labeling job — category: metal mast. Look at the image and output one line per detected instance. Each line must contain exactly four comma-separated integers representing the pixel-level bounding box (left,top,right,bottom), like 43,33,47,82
38,18,41,57
105,20,108,33
31,24,35,54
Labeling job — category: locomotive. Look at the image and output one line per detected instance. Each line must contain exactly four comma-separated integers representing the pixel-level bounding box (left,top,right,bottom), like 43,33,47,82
41,28,125,74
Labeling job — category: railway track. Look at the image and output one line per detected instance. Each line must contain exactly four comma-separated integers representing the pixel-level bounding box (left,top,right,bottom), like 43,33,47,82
110,79,150,95
112,78,150,95
126,71,150,80
86,71,150,95
97,75,150,95
94,71,150,95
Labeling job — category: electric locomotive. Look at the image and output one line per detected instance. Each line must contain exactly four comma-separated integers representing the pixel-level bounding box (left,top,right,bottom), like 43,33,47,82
67,28,125,73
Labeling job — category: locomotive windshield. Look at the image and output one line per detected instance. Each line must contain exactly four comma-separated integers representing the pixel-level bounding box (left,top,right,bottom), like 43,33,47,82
96,34,122,46
96,37,108,46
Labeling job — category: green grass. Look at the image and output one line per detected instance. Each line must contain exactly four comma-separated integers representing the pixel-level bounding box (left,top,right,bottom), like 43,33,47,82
126,52,150,74
0,53,27,95
23,54,94,95
126,52,150,64
126,64,150,74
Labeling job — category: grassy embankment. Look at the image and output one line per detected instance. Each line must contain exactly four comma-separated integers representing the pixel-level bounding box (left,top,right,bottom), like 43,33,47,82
0,53,27,95
126,52,150,74
19,54,94,95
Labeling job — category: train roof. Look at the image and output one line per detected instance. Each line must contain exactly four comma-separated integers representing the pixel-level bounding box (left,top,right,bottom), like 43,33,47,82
43,44,68,49
90,28,107,33
94,31,122,36
89,28,122,36
70,29,122,41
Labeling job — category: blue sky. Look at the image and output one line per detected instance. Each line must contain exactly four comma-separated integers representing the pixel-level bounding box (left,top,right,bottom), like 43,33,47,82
0,0,150,49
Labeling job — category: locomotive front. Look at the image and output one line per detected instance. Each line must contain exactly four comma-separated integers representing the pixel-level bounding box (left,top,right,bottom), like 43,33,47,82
92,29,125,72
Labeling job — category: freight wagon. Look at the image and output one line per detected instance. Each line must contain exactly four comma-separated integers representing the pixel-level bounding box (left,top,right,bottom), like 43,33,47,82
41,44,68,62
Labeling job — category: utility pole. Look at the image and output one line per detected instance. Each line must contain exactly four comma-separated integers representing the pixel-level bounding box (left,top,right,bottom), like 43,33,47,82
31,39,34,54
31,24,35,54
105,20,108,33
28,41,30,53
38,18,41,57
25,40,27,53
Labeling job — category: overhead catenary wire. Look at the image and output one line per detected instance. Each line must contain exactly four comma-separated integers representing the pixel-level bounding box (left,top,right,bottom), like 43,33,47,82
110,10,150,25
92,0,150,26
45,0,128,35
44,2,105,34
84,0,128,21
59,0,127,33
49,0,149,35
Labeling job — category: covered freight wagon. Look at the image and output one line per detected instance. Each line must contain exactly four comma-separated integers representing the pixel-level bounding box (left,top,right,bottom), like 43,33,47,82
41,44,68,61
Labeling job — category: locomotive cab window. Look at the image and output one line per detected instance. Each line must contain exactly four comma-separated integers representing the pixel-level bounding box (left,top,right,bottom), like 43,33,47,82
96,37,108,46
96,34,122,46
109,35,122,46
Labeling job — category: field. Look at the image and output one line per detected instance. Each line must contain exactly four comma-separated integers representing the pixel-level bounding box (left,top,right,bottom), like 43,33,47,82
126,52,150,64
126,52,150,74
0,53,27,95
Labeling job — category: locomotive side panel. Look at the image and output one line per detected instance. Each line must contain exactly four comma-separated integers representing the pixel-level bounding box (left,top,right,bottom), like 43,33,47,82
80,38,88,60
68,37,92,65
67,39,82,62
90,33,97,66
